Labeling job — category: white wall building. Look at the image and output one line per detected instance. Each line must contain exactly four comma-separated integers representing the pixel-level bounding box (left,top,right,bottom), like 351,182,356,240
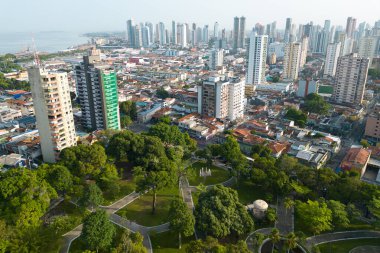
358,36,380,65
228,77,245,121
324,42,341,77
283,42,301,80
28,67,76,163
333,54,369,105
246,32,268,87
268,42,285,58
209,49,224,70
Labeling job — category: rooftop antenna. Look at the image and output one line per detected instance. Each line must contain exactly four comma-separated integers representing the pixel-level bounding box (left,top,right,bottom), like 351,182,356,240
31,35,40,67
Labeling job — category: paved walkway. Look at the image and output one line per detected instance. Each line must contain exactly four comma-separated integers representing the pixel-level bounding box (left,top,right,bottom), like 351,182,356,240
100,191,140,214
180,176,195,210
60,191,151,253
275,196,294,235
60,224,83,253
305,230,380,251
246,228,273,252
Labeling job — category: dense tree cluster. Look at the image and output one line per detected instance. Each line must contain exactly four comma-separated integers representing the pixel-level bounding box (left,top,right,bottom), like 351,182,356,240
186,236,250,253
195,185,254,238
303,93,330,115
119,100,137,128
285,108,307,127
0,73,30,91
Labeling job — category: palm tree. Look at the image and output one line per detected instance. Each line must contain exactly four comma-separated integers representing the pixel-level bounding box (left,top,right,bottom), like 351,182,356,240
269,228,281,253
284,197,294,214
285,232,298,253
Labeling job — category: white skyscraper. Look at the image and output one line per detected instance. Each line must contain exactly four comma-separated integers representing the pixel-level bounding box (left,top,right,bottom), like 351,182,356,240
299,37,309,68
180,23,187,48
142,26,150,47
171,21,177,44
28,67,77,163
209,49,224,70
228,77,245,121
214,22,219,39
324,42,341,77
358,36,380,65
283,42,301,80
158,22,166,45
197,76,245,121
246,32,268,86
333,54,369,105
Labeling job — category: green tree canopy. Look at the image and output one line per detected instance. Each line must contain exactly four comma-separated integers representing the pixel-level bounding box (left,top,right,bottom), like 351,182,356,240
168,199,195,237
285,108,307,127
0,168,57,228
59,144,108,179
327,200,349,228
79,183,104,211
156,88,170,99
81,210,115,252
38,164,73,195
296,199,332,234
195,185,254,238
303,93,330,115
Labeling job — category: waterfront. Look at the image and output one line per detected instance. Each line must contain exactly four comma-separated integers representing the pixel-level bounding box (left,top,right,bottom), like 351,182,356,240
0,31,89,55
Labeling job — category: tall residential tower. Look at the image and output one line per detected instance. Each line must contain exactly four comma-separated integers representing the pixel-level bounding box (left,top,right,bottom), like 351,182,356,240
75,49,120,131
28,67,76,163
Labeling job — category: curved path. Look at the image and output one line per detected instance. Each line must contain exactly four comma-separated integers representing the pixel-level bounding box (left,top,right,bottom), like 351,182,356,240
305,230,380,251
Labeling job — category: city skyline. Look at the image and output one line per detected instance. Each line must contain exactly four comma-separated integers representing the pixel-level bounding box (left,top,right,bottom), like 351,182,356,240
1,0,379,33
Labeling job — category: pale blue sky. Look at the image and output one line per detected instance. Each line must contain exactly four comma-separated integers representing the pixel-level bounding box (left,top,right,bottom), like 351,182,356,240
1,0,379,32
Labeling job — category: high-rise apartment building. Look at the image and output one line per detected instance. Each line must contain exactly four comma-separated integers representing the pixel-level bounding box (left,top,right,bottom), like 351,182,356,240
284,18,292,43
333,54,369,105
75,50,120,131
209,49,224,70
126,19,135,48
158,22,166,45
283,42,301,80
213,22,219,39
197,76,245,121
346,17,357,38
364,103,380,141
239,17,246,48
324,42,341,77
171,21,177,45
228,77,245,121
198,76,229,120
28,67,76,163
299,36,309,68
134,25,142,48
246,32,268,86
358,36,380,65
141,26,150,47
233,17,240,51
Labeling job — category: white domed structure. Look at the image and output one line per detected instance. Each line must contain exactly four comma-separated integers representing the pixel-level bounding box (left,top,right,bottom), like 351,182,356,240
249,199,268,219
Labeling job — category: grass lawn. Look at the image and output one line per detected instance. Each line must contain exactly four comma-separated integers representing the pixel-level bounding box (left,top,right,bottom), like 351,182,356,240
333,218,379,232
70,225,125,253
117,186,179,226
150,230,195,253
233,179,272,205
102,179,136,205
295,214,379,237
318,238,380,253
187,161,231,186
41,201,87,253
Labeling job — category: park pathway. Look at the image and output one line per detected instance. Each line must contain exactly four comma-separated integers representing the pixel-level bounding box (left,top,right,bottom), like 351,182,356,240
180,176,195,210
60,191,160,253
100,191,141,214
305,230,380,251
275,196,294,235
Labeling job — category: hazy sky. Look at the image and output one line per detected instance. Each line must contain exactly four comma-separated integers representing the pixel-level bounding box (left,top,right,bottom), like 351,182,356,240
1,0,379,33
